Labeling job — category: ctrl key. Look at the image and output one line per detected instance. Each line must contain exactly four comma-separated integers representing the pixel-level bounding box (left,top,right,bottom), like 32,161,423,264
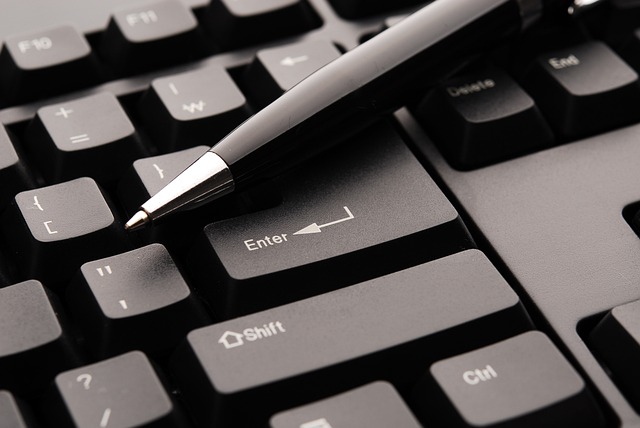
413,331,604,427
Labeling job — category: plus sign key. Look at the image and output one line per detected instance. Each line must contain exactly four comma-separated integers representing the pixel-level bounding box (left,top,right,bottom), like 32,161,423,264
101,0,200,74
24,92,145,184
0,25,98,105
1,178,130,288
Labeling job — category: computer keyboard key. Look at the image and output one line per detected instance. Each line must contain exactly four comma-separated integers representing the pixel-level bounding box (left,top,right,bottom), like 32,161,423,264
50,351,186,428
205,0,319,50
0,252,12,288
615,28,640,75
245,40,341,107
2,178,130,287
139,66,251,152
0,391,38,428
327,0,425,19
119,146,263,252
101,0,199,74
0,25,98,105
415,64,554,169
67,243,210,358
0,280,79,396
171,250,532,427
0,0,207,44
270,382,421,428
119,146,209,223
25,92,144,184
188,122,474,318
414,331,604,427
0,125,33,209
590,298,640,410
523,41,640,138
120,146,210,207
604,0,640,44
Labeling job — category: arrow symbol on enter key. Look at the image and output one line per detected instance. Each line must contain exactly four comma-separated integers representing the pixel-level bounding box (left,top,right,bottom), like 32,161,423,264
293,206,354,235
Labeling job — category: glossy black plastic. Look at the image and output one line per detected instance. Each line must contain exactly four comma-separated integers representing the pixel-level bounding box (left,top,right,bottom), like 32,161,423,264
210,0,523,185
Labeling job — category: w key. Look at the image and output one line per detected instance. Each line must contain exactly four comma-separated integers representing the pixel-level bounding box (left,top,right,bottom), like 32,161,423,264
139,65,251,152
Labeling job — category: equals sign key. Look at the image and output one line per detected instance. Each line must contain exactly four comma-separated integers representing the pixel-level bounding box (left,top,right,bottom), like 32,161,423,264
70,134,90,144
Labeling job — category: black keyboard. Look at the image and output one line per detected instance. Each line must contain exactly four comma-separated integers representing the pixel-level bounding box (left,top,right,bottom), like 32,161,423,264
1,0,640,426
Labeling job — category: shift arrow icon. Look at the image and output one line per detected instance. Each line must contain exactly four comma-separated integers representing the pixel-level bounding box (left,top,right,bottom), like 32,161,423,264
293,206,354,235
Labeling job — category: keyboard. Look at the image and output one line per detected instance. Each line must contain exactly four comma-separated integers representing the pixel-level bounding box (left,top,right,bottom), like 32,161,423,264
2,0,640,426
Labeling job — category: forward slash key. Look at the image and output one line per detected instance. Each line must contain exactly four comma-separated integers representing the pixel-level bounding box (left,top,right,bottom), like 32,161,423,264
100,408,111,427
50,352,187,427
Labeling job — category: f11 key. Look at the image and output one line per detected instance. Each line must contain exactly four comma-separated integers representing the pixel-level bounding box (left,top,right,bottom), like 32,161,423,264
100,0,200,74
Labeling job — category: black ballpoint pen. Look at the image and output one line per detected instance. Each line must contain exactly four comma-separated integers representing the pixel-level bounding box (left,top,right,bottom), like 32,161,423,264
125,0,601,230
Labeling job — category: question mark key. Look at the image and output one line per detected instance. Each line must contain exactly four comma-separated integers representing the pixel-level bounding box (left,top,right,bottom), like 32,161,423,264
49,351,186,427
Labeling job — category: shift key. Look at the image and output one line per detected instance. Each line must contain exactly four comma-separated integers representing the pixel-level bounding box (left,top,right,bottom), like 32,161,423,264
171,250,532,428
188,121,474,318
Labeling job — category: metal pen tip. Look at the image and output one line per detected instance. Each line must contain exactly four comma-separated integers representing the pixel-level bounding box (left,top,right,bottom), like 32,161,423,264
124,210,150,231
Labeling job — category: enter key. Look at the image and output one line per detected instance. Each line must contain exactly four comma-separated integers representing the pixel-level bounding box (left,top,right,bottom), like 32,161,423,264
188,121,475,318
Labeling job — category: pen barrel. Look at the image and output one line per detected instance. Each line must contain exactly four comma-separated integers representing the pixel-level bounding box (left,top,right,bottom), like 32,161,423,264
213,0,526,185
